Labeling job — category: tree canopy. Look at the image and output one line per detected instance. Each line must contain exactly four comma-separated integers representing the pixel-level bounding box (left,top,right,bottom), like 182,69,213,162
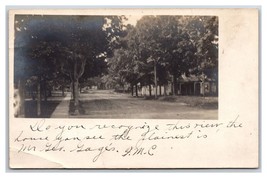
14,15,127,114
106,15,218,96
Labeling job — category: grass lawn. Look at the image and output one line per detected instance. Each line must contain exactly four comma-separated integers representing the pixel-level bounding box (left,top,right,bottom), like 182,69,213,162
69,90,218,119
158,95,218,109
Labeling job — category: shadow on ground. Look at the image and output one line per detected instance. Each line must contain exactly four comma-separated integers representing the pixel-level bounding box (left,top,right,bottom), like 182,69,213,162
25,100,61,118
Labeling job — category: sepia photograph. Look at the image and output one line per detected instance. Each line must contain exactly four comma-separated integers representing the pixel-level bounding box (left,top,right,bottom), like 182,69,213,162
13,14,218,119
8,8,259,169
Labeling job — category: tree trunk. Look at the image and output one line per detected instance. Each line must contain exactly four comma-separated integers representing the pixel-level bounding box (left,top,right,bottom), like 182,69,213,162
135,84,138,97
37,77,41,117
18,79,25,117
159,84,162,96
78,85,82,94
131,84,133,96
70,81,73,99
172,73,178,96
72,60,79,115
71,79,79,115
62,84,65,97
72,80,75,100
154,62,157,99
123,84,125,93
74,79,79,107
164,84,167,96
43,79,47,102
149,85,152,97
202,82,205,97
171,82,174,95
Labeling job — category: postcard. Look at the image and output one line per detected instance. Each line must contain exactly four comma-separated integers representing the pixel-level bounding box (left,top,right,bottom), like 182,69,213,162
9,8,259,168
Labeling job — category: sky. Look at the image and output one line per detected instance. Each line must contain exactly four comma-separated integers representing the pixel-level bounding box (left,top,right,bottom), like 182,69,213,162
124,15,143,26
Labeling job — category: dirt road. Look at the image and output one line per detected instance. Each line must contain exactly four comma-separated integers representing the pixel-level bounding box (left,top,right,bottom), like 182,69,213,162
74,90,217,120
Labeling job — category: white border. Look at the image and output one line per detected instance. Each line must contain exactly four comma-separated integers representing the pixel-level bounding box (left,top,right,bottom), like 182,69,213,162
1,0,266,178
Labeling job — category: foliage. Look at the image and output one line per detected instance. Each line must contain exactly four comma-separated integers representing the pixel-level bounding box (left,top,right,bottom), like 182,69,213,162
106,15,218,96
14,15,126,92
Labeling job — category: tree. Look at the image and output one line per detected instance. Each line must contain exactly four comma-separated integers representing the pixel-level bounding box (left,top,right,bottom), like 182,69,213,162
106,24,145,96
198,16,218,95
107,48,137,95
104,15,218,99
134,16,197,96
127,24,165,97
14,15,127,116
14,15,59,116
187,16,219,95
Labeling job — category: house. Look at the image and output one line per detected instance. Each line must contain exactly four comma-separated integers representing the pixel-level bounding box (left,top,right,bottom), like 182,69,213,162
177,74,217,96
130,73,218,97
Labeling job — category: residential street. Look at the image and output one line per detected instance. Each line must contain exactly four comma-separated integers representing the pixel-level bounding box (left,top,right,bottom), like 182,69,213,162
15,15,218,121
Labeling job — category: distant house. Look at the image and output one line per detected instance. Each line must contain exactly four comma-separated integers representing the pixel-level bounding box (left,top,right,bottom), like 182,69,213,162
132,74,218,97
177,74,217,96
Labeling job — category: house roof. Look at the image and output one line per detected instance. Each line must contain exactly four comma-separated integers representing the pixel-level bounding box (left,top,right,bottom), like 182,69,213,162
178,74,215,82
